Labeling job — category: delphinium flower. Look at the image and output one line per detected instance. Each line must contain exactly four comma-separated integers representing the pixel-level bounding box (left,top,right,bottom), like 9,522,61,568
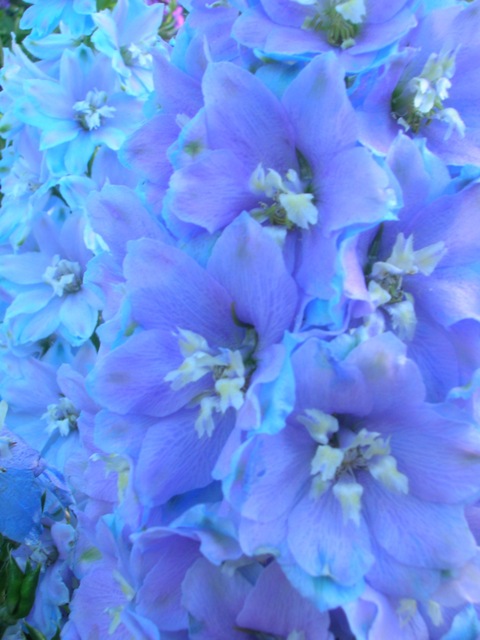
182,556,332,639
232,0,418,72
168,0,241,82
91,0,165,96
0,341,97,471
143,53,398,320
223,333,480,610
64,518,202,638
0,127,55,248
355,1,480,164
346,134,480,400
0,212,102,347
88,214,298,509
14,44,144,175
2,0,480,637
342,500,480,640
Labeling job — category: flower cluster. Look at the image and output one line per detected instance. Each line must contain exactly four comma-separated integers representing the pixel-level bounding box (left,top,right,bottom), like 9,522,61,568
1,0,480,638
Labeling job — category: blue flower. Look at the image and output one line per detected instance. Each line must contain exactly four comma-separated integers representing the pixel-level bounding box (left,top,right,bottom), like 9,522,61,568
232,0,417,72
0,213,102,346
356,2,480,165
224,333,480,607
15,45,143,175
91,0,165,96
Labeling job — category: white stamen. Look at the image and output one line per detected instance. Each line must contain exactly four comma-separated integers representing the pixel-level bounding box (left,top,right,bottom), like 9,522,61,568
335,0,366,24
165,329,248,438
43,256,83,297
73,89,116,131
43,397,79,437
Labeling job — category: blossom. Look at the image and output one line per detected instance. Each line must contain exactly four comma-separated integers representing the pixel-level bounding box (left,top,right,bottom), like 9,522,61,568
91,0,165,96
0,213,102,346
232,0,417,72
15,45,143,175
224,333,480,607
348,134,480,399
355,2,480,164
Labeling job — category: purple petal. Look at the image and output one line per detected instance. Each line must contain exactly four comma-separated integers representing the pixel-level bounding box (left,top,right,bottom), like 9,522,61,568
203,61,297,172
136,409,234,506
121,113,179,183
86,185,169,261
165,149,256,233
182,558,250,640
124,239,242,347
207,214,298,347
87,329,210,417
288,487,374,585
224,427,311,522
283,54,358,164
377,405,480,504
363,474,477,570
237,562,331,640
315,147,394,234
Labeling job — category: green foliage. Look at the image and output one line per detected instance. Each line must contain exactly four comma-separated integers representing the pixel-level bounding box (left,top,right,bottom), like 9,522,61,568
96,0,116,9
0,534,42,640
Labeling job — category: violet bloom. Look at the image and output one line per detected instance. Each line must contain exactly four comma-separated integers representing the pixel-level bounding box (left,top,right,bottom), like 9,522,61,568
232,0,417,72
67,522,199,638
159,54,396,304
88,215,298,507
14,45,143,175
347,134,480,399
356,2,480,165
91,0,164,96
0,342,96,471
0,213,102,346
0,127,55,248
224,333,480,607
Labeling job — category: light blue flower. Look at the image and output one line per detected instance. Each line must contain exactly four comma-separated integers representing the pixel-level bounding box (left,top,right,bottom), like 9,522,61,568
15,45,144,175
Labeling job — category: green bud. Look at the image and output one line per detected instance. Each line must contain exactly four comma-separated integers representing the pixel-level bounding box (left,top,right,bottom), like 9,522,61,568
14,562,41,619
22,621,49,640
6,557,24,617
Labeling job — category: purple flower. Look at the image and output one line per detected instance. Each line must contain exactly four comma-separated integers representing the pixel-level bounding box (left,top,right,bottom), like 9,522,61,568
346,134,480,399
224,333,480,606
88,215,297,506
0,213,102,346
232,0,417,72
15,45,143,175
356,2,480,164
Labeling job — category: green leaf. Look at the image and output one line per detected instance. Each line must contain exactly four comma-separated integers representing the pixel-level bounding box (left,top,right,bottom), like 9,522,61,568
22,622,48,640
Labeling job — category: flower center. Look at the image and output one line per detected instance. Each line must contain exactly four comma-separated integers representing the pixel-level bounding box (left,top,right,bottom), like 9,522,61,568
73,89,116,131
120,43,153,68
164,328,256,438
298,409,408,524
43,256,83,296
365,232,446,340
42,396,79,437
392,52,465,139
249,164,317,239
300,0,366,48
